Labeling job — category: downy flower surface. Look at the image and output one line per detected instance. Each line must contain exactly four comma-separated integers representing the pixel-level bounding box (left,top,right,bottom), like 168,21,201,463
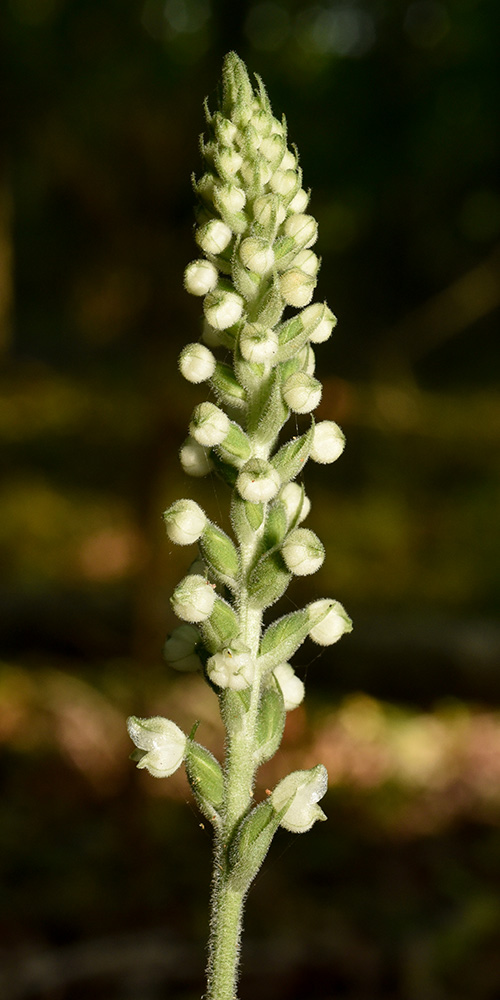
127,716,187,778
127,52,354,1000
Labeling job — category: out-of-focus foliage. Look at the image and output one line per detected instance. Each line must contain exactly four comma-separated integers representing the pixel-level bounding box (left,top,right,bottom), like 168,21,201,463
1,0,500,997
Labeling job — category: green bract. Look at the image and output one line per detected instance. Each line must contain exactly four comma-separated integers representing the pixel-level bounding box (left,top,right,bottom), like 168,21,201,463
127,52,353,1000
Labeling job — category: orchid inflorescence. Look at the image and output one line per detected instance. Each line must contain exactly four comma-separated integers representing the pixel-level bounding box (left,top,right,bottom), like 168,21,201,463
127,52,352,1000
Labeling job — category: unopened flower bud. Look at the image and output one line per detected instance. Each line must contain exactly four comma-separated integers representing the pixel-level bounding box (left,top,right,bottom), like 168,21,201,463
196,220,232,255
217,147,243,176
280,149,296,171
239,323,278,363
259,133,284,164
215,184,246,214
283,213,318,249
163,499,206,545
293,249,319,276
273,662,305,711
163,624,201,672
179,343,216,383
171,574,216,622
282,528,325,576
189,402,230,447
288,188,310,213
179,437,214,477
310,421,345,464
184,259,218,296
206,645,256,691
236,459,281,503
308,599,353,645
269,169,297,196
252,194,286,227
240,159,273,187
280,482,311,524
271,765,328,833
204,288,244,330
279,269,315,307
214,113,238,145
239,237,275,275
282,372,322,413
196,172,216,203
300,302,337,343
127,716,187,778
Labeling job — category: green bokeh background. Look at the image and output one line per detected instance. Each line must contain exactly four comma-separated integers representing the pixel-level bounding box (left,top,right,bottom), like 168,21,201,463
1,1,499,997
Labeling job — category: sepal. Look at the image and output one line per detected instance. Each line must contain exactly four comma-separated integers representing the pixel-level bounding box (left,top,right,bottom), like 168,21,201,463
254,683,286,765
185,740,224,825
200,595,240,653
228,800,283,892
258,608,311,673
248,550,291,608
200,523,240,588
211,362,247,409
271,422,314,484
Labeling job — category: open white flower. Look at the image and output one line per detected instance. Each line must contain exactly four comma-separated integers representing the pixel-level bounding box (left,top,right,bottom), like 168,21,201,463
271,765,328,833
307,599,353,645
127,716,187,778
206,645,256,691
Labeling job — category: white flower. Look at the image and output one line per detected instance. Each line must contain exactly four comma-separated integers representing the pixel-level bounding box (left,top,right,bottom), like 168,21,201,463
283,213,318,248
279,269,315,308
163,499,206,545
307,599,353,645
239,237,275,275
259,134,284,164
280,148,296,171
179,343,216,384
293,249,319,276
282,372,322,413
216,184,246,213
184,260,218,296
171,574,216,622
288,188,309,213
282,528,325,576
206,646,256,691
279,482,311,525
273,662,304,711
253,194,286,227
189,402,230,447
240,159,272,187
236,459,281,503
204,288,244,330
217,147,243,176
269,169,297,196
163,624,201,672
179,437,214,477
310,421,345,464
271,765,328,833
196,220,232,255
127,716,187,778
300,302,337,344
239,323,278,364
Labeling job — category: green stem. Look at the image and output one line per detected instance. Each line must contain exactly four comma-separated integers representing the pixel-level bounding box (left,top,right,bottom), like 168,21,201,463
206,377,275,999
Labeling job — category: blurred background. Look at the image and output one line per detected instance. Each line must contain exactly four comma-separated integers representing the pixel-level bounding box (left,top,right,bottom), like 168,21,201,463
1,0,500,997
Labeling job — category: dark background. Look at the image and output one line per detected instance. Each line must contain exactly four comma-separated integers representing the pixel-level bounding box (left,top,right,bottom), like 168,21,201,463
1,1,500,997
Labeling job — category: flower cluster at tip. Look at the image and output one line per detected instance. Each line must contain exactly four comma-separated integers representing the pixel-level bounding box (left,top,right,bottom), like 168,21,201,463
127,53,353,859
